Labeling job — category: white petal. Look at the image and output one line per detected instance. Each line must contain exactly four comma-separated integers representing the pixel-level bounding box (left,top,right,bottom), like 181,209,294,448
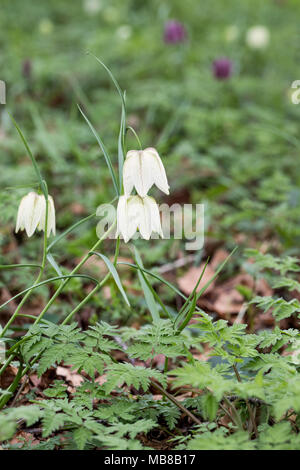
24,192,43,237
144,196,163,238
126,196,146,239
117,194,163,242
47,196,56,237
123,151,139,197
132,197,151,239
143,148,170,195
36,195,47,233
15,196,26,233
116,195,137,243
123,150,154,198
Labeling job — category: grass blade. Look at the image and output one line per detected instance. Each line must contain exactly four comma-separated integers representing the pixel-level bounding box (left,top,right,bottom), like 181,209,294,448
133,247,160,322
77,104,119,196
91,251,130,306
8,112,47,198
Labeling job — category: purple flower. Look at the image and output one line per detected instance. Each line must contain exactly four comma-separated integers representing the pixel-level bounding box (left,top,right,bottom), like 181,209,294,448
212,58,233,80
164,20,187,44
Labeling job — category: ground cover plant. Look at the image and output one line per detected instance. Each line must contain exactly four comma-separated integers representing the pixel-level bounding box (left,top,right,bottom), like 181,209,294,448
1,0,300,451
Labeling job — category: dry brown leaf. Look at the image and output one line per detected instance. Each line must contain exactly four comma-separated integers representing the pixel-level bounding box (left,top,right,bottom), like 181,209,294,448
210,274,272,317
95,374,107,386
103,285,111,300
29,374,41,388
56,366,83,387
152,394,163,401
0,365,18,389
69,203,86,215
210,249,230,270
213,290,244,315
178,263,216,297
9,431,39,447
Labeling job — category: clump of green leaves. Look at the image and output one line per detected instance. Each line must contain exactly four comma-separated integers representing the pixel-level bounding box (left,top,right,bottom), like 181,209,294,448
1,248,300,450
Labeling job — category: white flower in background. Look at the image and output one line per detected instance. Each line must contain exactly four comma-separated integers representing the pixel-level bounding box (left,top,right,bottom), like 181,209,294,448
225,25,239,42
16,192,56,237
116,195,163,243
116,25,132,40
246,25,270,49
83,0,102,15
123,148,169,198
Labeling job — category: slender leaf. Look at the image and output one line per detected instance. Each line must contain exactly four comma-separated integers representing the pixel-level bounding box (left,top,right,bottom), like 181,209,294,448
133,247,160,322
77,105,119,196
8,112,47,198
0,274,100,311
91,251,130,306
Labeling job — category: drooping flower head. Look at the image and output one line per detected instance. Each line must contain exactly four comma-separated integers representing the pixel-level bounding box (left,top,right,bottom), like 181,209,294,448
16,191,56,237
116,195,163,243
164,20,187,44
246,25,270,49
212,58,233,80
123,148,169,198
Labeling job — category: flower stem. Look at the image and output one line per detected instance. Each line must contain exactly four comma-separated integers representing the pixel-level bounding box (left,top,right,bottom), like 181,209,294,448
32,220,116,326
61,234,120,325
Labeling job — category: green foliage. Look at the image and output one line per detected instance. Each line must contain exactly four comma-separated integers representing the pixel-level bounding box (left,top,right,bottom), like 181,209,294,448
187,428,255,450
0,406,42,441
250,296,300,321
21,322,117,378
1,0,300,450
104,362,166,393
123,319,193,361
244,249,300,276
191,313,260,362
186,422,300,450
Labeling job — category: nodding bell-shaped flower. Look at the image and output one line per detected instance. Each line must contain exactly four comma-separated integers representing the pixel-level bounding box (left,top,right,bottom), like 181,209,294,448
15,191,56,237
116,195,163,243
246,25,270,49
123,148,169,198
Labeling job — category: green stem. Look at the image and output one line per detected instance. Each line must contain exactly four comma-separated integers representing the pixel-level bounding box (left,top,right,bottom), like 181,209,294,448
164,357,169,374
126,126,142,150
0,264,42,270
61,273,109,325
61,235,120,325
222,396,244,430
33,220,116,326
150,380,202,426
0,226,118,407
232,363,258,437
0,356,35,409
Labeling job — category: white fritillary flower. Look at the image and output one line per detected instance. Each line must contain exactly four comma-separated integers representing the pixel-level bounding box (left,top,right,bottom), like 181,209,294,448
16,191,56,237
116,195,163,243
123,148,169,198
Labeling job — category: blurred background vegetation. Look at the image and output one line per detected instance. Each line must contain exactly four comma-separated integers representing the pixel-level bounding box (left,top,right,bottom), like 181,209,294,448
1,0,300,324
